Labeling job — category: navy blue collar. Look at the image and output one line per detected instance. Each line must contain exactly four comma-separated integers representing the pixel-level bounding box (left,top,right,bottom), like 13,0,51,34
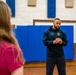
49,26,60,31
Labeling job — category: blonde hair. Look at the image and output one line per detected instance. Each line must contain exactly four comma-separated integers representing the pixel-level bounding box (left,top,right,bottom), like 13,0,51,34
0,1,25,64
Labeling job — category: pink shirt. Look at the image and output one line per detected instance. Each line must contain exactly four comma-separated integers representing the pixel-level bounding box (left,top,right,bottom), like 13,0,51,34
0,41,24,75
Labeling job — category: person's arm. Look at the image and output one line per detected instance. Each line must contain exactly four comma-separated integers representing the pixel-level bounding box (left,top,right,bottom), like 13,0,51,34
43,31,53,46
11,66,23,75
62,33,68,46
5,45,24,75
57,31,68,46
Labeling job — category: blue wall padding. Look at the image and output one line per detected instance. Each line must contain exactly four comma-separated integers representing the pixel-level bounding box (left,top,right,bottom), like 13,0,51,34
15,26,29,61
47,0,56,18
6,0,15,17
14,25,74,62
60,26,74,60
28,26,40,61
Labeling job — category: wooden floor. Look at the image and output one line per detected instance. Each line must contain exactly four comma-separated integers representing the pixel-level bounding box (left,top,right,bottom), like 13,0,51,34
23,44,76,75
23,60,76,75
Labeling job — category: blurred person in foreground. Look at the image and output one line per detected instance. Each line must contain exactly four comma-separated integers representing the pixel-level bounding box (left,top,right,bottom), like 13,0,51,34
0,1,25,75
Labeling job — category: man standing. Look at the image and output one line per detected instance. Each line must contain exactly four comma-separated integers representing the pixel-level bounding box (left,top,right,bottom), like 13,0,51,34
43,18,68,75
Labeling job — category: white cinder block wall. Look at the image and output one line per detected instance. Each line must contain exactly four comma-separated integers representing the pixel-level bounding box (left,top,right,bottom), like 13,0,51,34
2,0,76,43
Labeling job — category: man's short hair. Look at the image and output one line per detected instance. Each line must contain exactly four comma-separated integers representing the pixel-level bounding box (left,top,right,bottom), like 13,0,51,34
54,18,61,20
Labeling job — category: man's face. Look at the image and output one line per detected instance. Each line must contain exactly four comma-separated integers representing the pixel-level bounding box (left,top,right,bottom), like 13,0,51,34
53,20,61,29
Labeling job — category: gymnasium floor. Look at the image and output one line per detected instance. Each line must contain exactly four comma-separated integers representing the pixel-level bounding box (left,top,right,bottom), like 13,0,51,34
24,60,76,75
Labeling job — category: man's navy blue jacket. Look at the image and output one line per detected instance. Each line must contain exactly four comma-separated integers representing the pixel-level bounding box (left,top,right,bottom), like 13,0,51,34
43,26,68,58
